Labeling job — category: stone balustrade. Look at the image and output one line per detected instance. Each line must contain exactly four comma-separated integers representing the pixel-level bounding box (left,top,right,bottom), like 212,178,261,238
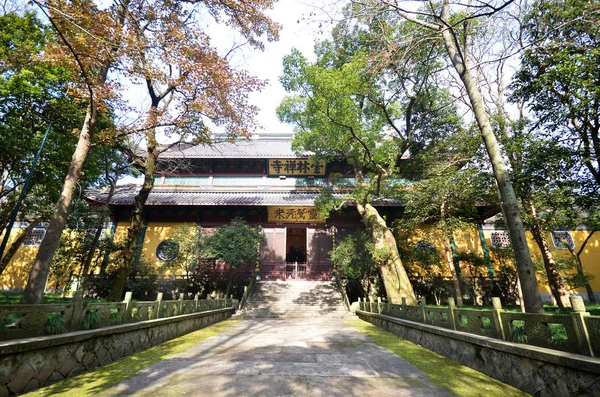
357,295,598,357
0,292,234,342
0,303,236,396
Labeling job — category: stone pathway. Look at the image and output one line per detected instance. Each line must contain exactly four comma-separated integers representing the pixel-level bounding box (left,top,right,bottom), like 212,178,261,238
99,318,455,396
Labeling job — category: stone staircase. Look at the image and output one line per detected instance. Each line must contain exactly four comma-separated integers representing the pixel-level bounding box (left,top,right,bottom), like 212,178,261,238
238,280,353,319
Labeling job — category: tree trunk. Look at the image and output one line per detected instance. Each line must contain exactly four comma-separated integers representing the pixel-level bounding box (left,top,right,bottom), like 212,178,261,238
225,267,234,298
0,221,40,276
19,0,130,304
109,130,158,301
574,256,597,304
80,180,117,278
439,0,543,313
442,239,463,307
355,202,417,304
524,200,571,308
568,230,597,304
21,105,98,304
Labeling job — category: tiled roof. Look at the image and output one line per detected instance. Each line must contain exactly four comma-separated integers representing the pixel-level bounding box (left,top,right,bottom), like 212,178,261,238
87,185,403,207
159,139,306,159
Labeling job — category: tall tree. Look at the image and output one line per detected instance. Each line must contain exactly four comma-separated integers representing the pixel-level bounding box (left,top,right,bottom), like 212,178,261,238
0,11,107,277
507,0,600,307
369,0,544,312
277,14,460,304
21,0,279,303
21,0,128,304
109,0,280,301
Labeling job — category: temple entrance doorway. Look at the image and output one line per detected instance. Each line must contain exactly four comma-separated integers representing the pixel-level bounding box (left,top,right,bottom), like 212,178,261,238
286,228,307,279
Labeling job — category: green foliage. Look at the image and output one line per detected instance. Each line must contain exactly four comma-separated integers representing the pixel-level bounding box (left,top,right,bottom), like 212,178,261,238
1,313,21,329
45,312,67,335
0,12,109,226
83,310,100,330
165,224,209,295
330,230,384,298
109,308,122,325
511,0,600,188
397,129,495,234
125,256,159,300
455,251,488,279
492,252,521,306
539,255,596,292
397,238,451,304
277,12,461,210
202,218,262,270
508,322,527,343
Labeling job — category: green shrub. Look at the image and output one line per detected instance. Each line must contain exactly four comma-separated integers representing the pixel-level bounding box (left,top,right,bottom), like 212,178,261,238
83,310,100,329
45,312,67,334
1,313,22,329
109,308,122,325
508,321,527,343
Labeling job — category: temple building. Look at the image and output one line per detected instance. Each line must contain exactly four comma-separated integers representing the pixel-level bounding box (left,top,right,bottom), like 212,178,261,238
1,134,599,303
86,134,411,282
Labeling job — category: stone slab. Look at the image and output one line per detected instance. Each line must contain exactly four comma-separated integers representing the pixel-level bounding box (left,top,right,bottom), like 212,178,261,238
99,318,452,396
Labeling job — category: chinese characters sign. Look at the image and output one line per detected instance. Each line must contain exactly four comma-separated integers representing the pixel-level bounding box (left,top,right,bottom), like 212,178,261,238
267,206,325,224
268,159,326,176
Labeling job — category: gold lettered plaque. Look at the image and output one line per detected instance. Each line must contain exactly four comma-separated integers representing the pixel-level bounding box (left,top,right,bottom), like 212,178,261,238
268,159,326,176
267,206,326,223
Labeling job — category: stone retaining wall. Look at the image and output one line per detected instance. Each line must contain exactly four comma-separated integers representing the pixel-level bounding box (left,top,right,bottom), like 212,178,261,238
357,310,600,397
0,307,234,396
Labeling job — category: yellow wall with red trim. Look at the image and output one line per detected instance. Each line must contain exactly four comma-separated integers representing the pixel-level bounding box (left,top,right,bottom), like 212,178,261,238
2,222,599,298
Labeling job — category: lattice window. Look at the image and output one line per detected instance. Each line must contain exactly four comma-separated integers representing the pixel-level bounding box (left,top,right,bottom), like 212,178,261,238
212,176,263,186
163,176,210,186
490,231,511,250
266,177,328,186
156,240,179,261
22,229,46,246
333,177,356,186
551,231,575,250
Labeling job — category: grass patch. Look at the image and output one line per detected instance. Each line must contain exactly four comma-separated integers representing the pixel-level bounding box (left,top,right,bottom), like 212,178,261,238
347,319,529,397
23,318,241,397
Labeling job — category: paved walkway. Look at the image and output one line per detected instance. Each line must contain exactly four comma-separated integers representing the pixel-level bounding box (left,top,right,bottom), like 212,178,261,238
100,318,455,396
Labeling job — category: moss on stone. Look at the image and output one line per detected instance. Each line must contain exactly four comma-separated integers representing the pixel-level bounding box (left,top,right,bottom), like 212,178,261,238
347,319,530,397
23,318,242,397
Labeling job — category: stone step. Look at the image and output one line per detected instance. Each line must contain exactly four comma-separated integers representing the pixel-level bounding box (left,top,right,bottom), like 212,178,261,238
240,280,349,319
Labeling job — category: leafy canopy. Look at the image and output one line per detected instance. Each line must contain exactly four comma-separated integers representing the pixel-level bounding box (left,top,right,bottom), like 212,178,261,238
201,218,262,270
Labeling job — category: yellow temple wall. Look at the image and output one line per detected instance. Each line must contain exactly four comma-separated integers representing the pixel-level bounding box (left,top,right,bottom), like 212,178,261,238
2,222,600,301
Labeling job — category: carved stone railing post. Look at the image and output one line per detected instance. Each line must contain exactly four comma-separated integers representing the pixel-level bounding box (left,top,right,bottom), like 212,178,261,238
194,293,200,312
447,297,457,330
70,290,85,330
178,293,184,315
491,297,505,340
377,297,382,314
570,296,594,356
155,292,163,319
123,292,133,323
402,297,407,319
420,297,427,323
